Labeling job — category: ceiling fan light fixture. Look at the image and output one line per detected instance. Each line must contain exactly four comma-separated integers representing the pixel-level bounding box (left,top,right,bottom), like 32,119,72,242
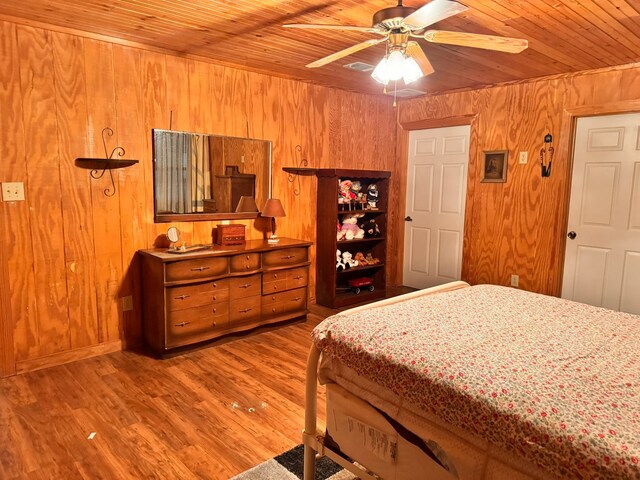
402,56,424,84
372,50,424,86
371,57,391,85
386,50,406,80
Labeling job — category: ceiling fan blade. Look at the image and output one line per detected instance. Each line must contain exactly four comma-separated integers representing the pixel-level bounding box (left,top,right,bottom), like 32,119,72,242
283,24,384,34
403,0,468,29
406,41,435,76
423,30,528,53
306,38,386,68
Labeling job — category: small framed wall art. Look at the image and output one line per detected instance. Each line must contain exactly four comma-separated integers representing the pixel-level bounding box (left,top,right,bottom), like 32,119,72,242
481,150,508,183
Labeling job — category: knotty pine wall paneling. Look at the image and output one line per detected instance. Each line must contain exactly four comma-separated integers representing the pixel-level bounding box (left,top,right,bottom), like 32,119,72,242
395,65,640,296
0,19,397,376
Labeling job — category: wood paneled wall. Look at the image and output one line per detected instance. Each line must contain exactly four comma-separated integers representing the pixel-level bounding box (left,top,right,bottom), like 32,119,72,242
0,20,397,375
392,64,640,296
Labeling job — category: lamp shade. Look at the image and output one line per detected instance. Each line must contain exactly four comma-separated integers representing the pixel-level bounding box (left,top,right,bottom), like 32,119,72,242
262,198,286,218
235,196,259,213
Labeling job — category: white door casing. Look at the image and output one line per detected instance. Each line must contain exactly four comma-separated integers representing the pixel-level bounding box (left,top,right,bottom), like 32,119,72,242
562,113,640,314
403,125,470,289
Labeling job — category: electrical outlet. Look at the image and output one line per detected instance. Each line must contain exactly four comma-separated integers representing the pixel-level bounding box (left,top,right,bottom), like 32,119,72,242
2,182,25,201
519,151,528,164
510,274,519,287
122,296,133,312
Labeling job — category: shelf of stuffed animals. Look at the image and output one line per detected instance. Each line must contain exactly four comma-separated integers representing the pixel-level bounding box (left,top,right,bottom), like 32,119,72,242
336,263,385,275
337,209,386,215
337,237,386,245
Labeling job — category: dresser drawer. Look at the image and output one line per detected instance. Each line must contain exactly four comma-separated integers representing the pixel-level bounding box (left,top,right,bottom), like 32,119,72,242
262,287,307,308
229,296,261,324
230,253,261,273
262,302,284,318
167,280,229,311
165,257,228,282
282,288,307,313
262,247,308,267
229,273,262,299
286,267,309,290
262,279,287,294
166,304,229,347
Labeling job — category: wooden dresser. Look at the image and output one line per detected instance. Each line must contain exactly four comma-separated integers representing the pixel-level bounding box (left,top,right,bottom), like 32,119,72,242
139,238,312,354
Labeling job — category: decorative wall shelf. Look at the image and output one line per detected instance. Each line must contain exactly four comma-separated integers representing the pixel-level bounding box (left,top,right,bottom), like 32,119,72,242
75,127,138,197
284,145,310,196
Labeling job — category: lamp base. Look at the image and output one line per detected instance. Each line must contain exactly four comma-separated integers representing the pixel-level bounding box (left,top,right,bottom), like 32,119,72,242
267,234,280,244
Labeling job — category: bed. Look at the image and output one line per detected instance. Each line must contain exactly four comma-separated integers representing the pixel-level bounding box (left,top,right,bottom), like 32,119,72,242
303,282,640,480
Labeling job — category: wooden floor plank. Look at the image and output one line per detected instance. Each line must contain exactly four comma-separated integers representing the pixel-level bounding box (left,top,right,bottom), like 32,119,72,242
0,288,412,479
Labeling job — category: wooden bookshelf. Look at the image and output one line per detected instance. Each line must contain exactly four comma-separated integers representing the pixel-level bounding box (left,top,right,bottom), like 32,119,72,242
313,169,391,308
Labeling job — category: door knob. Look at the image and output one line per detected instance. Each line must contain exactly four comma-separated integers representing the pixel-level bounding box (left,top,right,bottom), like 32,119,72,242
404,216,413,222
567,231,577,240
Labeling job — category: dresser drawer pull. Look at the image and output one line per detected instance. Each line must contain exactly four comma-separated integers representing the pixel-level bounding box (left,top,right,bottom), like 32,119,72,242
273,274,278,279
239,283,252,289
273,285,279,290
212,321,217,327
291,297,302,302
212,295,218,302
293,275,304,280
239,308,253,313
212,282,218,288
191,266,210,272
271,296,276,301
175,294,190,300
281,255,295,260
246,265,251,269
246,255,250,260
212,307,217,314
174,321,191,327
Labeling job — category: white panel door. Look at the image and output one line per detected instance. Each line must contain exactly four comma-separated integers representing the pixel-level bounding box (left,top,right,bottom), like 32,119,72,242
403,125,470,288
562,113,640,314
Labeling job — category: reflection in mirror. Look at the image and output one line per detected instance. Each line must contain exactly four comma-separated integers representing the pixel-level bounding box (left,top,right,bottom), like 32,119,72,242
152,129,271,222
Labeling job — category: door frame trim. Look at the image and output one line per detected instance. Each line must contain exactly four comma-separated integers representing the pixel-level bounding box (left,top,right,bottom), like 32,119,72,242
396,115,477,286
0,210,16,377
557,100,640,297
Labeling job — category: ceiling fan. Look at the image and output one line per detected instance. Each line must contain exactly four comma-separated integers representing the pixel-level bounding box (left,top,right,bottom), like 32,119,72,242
283,0,528,86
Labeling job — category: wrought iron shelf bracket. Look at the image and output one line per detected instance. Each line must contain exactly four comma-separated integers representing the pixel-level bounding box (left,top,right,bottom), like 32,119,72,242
283,145,310,196
75,127,138,197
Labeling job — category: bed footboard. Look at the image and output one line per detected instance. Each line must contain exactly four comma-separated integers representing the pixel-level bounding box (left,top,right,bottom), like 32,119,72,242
303,281,471,480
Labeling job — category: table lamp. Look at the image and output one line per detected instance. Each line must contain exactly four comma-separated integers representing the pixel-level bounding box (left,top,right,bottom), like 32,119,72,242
235,196,259,213
262,198,286,244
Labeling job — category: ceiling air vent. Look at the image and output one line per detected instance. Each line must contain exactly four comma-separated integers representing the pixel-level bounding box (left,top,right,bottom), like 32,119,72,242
386,88,427,98
343,62,375,72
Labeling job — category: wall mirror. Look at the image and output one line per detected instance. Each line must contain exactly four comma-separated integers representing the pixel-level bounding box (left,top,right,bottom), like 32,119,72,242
152,129,272,222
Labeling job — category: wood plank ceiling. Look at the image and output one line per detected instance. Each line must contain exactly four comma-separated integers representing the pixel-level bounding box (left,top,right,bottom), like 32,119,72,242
1,0,639,95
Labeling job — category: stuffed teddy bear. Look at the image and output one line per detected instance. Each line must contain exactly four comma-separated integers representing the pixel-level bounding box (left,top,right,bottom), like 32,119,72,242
359,218,381,238
340,214,365,240
365,253,381,265
367,184,379,209
336,249,345,271
342,251,359,269
336,219,346,241
354,252,368,267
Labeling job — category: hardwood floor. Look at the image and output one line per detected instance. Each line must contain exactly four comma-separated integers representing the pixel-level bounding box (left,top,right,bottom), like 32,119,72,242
0,288,414,479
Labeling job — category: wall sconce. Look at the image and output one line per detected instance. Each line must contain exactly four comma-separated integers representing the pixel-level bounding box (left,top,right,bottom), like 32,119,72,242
540,133,554,177
75,127,138,197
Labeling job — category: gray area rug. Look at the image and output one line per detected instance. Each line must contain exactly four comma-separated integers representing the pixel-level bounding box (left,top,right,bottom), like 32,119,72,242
230,445,356,480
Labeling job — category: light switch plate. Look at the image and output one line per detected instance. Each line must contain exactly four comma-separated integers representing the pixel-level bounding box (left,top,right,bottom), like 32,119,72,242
2,182,25,201
518,151,528,164
510,274,519,287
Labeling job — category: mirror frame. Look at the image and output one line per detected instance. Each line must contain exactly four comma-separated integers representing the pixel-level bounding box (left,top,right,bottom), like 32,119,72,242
152,129,273,223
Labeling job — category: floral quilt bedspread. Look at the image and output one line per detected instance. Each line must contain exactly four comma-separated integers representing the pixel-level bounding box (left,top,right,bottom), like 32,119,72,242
313,285,640,479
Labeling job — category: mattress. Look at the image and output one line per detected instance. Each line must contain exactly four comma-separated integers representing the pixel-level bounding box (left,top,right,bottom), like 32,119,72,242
313,284,640,479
